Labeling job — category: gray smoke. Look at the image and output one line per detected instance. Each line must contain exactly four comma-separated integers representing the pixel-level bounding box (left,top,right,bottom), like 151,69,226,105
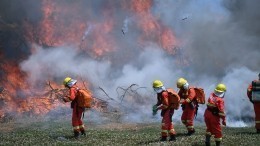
20,45,257,127
0,0,258,127
154,0,260,76
152,0,259,127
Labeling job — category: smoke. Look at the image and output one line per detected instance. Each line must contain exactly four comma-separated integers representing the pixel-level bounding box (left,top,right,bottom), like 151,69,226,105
152,0,259,127
1,0,259,127
20,44,184,124
154,0,260,76
20,45,257,127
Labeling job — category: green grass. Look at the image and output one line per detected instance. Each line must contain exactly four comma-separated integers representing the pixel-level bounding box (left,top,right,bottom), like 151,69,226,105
0,120,259,146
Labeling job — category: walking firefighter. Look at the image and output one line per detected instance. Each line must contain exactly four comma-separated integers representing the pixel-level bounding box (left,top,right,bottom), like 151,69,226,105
204,83,227,146
176,78,205,136
152,80,180,141
63,77,93,139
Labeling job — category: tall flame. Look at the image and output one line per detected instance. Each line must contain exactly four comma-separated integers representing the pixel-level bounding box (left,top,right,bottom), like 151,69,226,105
129,0,178,54
0,0,180,118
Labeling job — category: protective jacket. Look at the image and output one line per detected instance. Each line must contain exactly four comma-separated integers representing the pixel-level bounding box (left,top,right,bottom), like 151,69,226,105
247,82,260,131
178,87,197,132
204,93,225,141
156,91,176,137
68,85,85,133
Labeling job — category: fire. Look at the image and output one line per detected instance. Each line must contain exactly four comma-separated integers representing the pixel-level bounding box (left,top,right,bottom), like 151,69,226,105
0,0,181,119
0,61,29,98
23,0,87,47
0,60,65,118
130,0,153,13
160,27,178,54
0,61,105,119
82,20,116,57
129,0,178,54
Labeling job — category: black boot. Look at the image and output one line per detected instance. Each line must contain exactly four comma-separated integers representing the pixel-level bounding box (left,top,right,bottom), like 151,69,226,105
169,135,176,141
215,141,221,146
160,136,167,141
187,129,195,136
74,131,80,139
81,129,86,136
205,134,211,146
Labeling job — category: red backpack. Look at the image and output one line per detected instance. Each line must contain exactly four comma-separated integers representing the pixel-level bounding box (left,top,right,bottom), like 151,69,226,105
192,87,206,104
77,89,93,108
166,88,180,109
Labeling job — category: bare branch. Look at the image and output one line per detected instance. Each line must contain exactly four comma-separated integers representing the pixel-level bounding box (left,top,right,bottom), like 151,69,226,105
46,81,66,102
116,84,139,103
98,87,114,101
47,81,54,90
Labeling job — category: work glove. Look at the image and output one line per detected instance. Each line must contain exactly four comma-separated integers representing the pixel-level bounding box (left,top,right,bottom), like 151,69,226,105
222,119,226,126
152,105,158,116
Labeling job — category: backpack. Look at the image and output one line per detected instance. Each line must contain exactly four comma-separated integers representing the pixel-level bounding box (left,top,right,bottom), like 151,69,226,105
77,89,93,108
166,88,180,110
192,87,205,104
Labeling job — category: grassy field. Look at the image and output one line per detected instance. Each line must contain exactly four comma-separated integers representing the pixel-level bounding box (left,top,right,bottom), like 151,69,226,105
0,119,259,146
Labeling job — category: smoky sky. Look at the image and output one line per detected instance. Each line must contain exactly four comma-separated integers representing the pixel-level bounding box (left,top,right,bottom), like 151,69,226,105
0,0,259,126
1,0,258,76
154,0,260,77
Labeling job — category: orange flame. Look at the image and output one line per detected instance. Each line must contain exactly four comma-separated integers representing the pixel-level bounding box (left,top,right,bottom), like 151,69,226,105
128,0,178,53
1,0,182,118
160,27,178,54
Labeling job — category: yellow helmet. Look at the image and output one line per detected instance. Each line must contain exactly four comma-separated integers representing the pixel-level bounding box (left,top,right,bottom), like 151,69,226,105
153,80,163,88
63,77,72,86
177,78,187,88
215,83,226,93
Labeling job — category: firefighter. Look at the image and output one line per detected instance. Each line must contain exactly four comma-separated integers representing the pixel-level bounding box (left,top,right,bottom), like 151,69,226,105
152,80,177,141
63,77,86,139
176,78,196,136
247,73,260,134
204,83,226,146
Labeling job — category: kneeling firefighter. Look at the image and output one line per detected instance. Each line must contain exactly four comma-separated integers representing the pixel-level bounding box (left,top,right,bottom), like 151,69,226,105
152,80,180,141
204,83,227,146
63,77,86,139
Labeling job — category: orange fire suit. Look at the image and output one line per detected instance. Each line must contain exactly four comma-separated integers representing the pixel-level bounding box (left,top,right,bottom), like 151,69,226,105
178,87,197,132
68,85,85,133
247,83,260,131
155,91,176,137
204,93,226,142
